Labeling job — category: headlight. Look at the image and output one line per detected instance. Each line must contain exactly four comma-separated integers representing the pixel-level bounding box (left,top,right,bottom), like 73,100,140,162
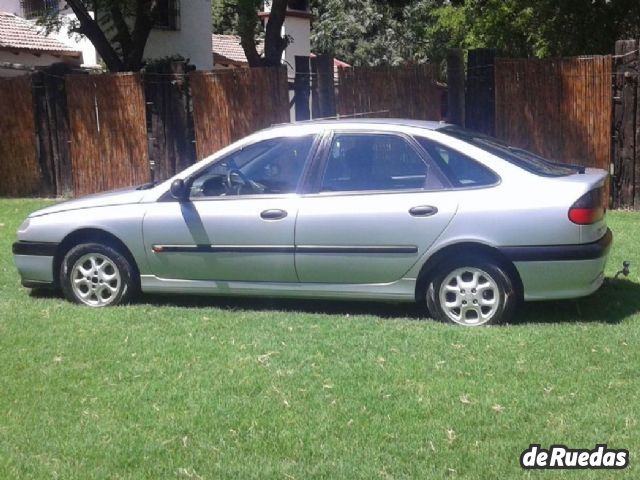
17,218,30,233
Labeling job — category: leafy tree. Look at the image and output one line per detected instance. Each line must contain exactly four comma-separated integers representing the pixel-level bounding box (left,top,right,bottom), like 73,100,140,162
39,0,167,72
212,0,240,35
211,0,293,67
404,0,640,59
238,0,290,66
37,0,291,72
213,0,640,68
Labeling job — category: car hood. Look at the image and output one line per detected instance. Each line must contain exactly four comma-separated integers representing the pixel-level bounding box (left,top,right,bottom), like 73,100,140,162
30,186,147,217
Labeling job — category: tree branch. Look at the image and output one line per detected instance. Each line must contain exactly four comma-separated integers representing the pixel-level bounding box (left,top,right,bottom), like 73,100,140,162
238,0,265,67
127,0,157,70
65,0,124,71
263,0,289,67
109,3,133,59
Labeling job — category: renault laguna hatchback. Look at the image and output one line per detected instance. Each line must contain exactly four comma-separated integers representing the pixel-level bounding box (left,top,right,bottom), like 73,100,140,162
13,119,612,326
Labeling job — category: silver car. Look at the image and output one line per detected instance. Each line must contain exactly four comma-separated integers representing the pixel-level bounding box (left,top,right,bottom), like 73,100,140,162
12,119,612,326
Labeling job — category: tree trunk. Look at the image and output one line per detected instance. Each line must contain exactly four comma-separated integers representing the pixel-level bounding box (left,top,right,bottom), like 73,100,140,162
67,0,156,72
66,0,125,71
263,0,289,67
240,0,289,68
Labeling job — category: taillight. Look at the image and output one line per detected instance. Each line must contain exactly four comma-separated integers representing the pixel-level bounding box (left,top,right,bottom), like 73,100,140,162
568,187,606,225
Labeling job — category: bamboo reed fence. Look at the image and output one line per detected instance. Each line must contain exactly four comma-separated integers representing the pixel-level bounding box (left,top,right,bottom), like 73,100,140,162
0,76,43,196
495,56,612,171
65,73,151,196
190,67,290,160
337,64,444,121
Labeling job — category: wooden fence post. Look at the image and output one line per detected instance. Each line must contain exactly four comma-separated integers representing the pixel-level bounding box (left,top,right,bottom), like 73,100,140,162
32,64,74,196
32,72,56,197
466,48,496,136
447,49,465,126
294,56,311,121
311,55,336,119
612,39,639,208
144,61,196,183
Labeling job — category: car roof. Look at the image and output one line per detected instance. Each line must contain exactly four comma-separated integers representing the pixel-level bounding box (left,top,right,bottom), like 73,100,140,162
268,118,449,133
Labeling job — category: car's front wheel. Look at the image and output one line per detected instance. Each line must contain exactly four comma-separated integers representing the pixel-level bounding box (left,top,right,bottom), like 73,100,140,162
426,258,516,326
60,243,136,307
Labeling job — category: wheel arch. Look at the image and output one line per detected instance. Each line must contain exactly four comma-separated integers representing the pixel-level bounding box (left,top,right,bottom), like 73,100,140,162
415,242,524,303
53,228,140,289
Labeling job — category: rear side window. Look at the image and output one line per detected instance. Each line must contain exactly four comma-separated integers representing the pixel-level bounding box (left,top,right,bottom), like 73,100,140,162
415,137,499,188
320,133,444,192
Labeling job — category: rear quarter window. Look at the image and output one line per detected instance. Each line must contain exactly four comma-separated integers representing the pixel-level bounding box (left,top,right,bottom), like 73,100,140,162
415,137,499,188
439,126,580,177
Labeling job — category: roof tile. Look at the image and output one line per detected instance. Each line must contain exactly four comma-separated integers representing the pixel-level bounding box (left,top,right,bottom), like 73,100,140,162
0,11,81,56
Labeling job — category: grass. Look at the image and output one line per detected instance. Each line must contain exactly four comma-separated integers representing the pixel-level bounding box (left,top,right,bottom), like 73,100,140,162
0,198,639,479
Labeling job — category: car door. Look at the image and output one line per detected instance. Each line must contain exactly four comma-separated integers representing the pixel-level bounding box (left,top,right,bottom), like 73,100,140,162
143,134,318,282
295,131,459,284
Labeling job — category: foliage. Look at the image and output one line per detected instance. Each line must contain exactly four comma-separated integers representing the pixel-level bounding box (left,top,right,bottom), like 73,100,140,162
211,0,291,67
213,1,640,66
38,0,163,72
143,54,194,73
311,0,402,66
307,0,640,66
211,0,240,35
1,198,640,479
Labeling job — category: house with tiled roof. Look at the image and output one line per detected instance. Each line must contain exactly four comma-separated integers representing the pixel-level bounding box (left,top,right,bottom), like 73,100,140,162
212,34,263,68
0,0,213,76
212,1,350,77
0,11,83,76
212,34,350,79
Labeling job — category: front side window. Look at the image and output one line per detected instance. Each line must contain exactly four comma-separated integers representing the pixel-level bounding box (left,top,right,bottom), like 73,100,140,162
190,135,316,198
416,137,499,188
320,134,443,193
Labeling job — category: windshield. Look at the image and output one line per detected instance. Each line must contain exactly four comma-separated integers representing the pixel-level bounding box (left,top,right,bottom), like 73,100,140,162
439,126,582,177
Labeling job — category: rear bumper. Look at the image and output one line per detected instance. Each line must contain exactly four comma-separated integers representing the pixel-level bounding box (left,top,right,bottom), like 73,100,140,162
12,241,58,288
505,229,612,301
499,228,612,262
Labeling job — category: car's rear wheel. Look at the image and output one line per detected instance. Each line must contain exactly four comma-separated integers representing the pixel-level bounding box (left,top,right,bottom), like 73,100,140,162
426,258,516,326
60,243,136,307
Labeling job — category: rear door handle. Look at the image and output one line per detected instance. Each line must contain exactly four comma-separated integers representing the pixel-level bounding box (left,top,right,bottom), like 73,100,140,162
409,205,438,217
260,209,288,220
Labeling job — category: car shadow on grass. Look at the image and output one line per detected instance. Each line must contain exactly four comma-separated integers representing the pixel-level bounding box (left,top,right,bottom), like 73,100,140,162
514,278,640,325
136,277,640,325
29,278,640,325
28,287,425,319
137,293,427,320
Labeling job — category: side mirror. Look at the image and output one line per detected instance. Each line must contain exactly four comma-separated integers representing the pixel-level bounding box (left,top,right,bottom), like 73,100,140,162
170,179,188,201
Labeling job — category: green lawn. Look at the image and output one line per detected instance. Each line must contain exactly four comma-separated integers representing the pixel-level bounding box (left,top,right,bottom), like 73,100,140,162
0,198,639,479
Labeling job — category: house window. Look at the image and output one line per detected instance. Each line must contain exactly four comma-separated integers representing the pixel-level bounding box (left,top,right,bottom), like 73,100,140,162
154,0,179,30
287,0,309,11
21,0,58,19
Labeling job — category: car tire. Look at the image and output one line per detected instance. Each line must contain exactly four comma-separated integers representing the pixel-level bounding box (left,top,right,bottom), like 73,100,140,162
426,257,516,326
60,243,137,307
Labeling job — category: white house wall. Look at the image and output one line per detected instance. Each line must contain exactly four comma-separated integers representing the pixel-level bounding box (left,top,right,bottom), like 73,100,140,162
0,0,19,14
48,13,96,67
144,0,213,70
2,0,213,71
282,16,310,75
0,50,76,76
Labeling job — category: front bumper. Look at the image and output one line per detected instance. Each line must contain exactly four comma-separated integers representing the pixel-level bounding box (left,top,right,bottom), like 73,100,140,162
12,241,58,288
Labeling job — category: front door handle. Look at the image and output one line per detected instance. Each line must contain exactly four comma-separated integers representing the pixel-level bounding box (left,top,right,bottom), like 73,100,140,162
409,205,438,217
260,209,288,220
